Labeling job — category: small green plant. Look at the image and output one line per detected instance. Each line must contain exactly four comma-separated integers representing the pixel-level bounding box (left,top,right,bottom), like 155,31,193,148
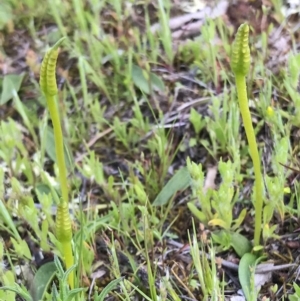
49,256,84,301
190,238,211,298
204,90,241,156
231,23,263,248
289,282,300,301
39,38,74,288
187,158,245,231
186,158,252,257
157,0,173,64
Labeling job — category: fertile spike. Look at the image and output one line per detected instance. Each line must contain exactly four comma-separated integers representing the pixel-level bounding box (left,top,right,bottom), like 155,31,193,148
231,24,250,76
39,37,66,96
56,202,72,242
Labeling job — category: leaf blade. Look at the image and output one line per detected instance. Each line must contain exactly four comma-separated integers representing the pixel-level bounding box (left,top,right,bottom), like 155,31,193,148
153,167,191,206
0,73,25,105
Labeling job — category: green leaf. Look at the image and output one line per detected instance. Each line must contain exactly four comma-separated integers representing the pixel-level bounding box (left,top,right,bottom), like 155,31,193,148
0,284,32,301
293,283,300,296
230,232,252,257
232,208,247,230
153,167,191,206
10,238,31,259
149,72,165,92
208,218,229,229
188,202,208,224
0,200,21,240
44,126,74,172
238,252,257,301
211,230,252,257
95,277,123,301
30,261,57,301
189,108,204,134
131,64,165,95
211,230,232,250
0,73,25,105
35,183,52,196
65,288,86,301
0,271,15,301
0,3,13,30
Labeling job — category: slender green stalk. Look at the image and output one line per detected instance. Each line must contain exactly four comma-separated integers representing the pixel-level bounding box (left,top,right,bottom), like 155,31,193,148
40,38,74,288
46,95,69,204
231,24,263,247
235,73,263,247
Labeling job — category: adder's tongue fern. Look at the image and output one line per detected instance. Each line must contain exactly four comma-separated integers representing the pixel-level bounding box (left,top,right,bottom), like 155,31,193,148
231,24,263,248
39,38,74,288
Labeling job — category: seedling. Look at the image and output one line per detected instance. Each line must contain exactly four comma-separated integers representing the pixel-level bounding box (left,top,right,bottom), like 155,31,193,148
39,38,74,288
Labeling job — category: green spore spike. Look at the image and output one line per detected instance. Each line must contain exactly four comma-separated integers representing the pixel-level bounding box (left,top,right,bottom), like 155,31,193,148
56,202,72,243
40,37,66,96
231,24,250,76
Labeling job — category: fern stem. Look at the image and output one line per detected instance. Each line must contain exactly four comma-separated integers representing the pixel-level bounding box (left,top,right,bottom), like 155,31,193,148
46,94,69,205
235,73,263,247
